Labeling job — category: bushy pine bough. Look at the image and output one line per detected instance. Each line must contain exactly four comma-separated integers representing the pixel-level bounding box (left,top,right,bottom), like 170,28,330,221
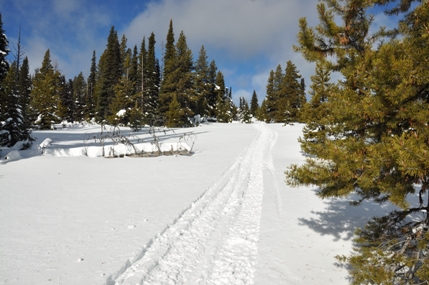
286,0,429,283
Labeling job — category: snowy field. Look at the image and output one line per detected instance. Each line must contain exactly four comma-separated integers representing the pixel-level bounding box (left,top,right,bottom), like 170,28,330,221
0,122,392,284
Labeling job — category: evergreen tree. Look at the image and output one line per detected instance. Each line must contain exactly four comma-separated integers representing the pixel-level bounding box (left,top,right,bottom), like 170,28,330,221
214,71,232,122
194,45,212,116
86,51,97,120
256,99,269,122
109,52,135,125
30,49,62,129
286,1,429,283
238,97,252,124
0,13,9,83
266,65,284,122
279,60,306,123
130,45,139,94
250,90,259,116
166,94,184,127
119,34,128,68
95,26,122,121
159,20,177,117
57,76,74,122
207,60,218,117
144,32,160,122
17,57,31,129
299,62,333,154
173,31,196,126
0,13,10,122
137,37,147,113
73,72,87,121
0,63,34,147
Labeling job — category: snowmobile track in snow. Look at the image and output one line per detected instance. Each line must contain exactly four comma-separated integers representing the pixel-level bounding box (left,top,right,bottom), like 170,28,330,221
107,123,278,285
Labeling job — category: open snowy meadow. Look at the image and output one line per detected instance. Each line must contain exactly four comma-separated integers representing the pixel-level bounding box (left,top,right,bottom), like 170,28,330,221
0,122,392,284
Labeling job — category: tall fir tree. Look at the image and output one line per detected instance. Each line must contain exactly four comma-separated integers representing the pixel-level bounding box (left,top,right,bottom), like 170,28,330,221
159,20,177,117
279,60,306,123
137,36,147,113
144,32,160,122
86,51,97,120
0,63,34,147
30,49,62,129
238,97,252,124
0,13,10,122
0,13,9,84
207,60,218,117
299,62,334,154
287,0,429,283
95,26,122,121
194,45,212,116
214,72,235,123
57,76,74,122
250,90,259,117
73,72,87,121
109,52,135,125
169,31,196,126
17,57,31,129
264,69,276,122
256,98,269,122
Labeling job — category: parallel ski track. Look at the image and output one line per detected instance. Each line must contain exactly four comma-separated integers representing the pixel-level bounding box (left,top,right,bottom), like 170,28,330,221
108,123,278,285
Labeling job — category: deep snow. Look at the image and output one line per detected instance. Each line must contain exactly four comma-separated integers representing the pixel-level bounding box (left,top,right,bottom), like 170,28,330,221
0,122,391,284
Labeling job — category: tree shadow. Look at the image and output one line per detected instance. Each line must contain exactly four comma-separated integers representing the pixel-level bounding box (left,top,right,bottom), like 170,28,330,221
298,189,397,241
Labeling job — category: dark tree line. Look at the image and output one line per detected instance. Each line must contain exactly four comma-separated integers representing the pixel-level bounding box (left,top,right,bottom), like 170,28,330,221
1,19,240,149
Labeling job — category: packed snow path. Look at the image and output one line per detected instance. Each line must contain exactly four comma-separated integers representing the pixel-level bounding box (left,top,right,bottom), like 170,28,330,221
108,123,278,285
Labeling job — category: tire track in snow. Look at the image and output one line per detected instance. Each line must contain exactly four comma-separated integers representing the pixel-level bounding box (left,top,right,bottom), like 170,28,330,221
107,123,278,285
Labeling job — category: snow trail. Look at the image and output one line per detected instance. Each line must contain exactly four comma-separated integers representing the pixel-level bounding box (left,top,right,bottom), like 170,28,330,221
108,123,277,285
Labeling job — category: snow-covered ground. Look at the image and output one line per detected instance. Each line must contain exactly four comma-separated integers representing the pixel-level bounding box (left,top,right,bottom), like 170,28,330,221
0,122,390,284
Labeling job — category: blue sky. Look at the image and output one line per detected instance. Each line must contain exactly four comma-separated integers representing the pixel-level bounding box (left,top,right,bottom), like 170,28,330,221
1,0,396,105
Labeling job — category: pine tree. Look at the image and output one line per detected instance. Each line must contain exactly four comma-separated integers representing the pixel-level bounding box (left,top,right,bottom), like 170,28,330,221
57,76,74,122
95,26,122,121
17,57,31,129
172,31,196,126
159,20,177,117
265,65,284,122
299,62,333,155
144,32,160,122
250,90,259,117
214,71,232,122
86,51,97,120
279,60,306,124
238,97,252,124
256,99,269,122
137,37,147,114
73,72,87,121
286,1,429,283
109,52,135,125
0,14,9,83
0,63,34,147
207,60,218,117
119,34,128,68
194,45,212,116
166,94,183,127
30,49,62,129
0,13,10,122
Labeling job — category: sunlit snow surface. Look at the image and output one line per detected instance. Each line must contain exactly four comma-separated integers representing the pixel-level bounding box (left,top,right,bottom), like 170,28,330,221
0,122,390,284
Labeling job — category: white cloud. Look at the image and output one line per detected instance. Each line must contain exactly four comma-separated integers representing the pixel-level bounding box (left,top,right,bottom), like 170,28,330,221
234,89,252,104
124,0,318,60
